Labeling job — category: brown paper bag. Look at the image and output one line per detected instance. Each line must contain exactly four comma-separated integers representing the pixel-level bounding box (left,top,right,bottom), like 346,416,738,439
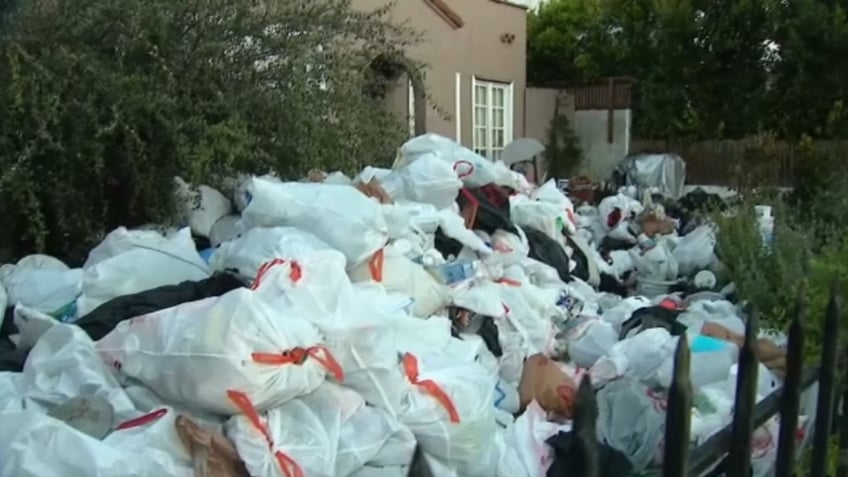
354,178,393,204
175,415,250,477
518,354,577,419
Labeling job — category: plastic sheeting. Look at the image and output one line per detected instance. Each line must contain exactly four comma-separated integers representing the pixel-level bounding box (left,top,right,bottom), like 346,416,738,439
615,153,686,199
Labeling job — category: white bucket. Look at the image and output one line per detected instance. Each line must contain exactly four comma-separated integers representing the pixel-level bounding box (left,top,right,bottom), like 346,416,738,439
636,275,677,298
754,205,774,246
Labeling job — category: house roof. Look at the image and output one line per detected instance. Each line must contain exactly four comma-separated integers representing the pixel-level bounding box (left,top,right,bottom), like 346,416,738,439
488,0,529,10
423,0,528,31
423,0,464,29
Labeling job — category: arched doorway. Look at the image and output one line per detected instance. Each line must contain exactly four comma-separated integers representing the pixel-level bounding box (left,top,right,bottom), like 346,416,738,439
366,54,427,136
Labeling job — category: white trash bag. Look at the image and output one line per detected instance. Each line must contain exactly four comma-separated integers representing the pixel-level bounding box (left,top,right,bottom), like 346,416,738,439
349,245,449,318
209,214,242,248
0,410,191,477
0,255,82,318
0,372,23,412
672,224,717,276
254,252,412,415
21,323,137,420
380,155,463,209
210,226,334,282
77,227,210,317
97,261,340,415
399,134,501,188
241,177,389,267
398,352,499,477
103,407,194,473
174,177,233,238
509,400,571,477
226,388,340,477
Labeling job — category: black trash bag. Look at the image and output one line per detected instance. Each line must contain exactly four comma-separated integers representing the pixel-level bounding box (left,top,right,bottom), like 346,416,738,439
565,235,590,282
456,185,517,235
433,227,464,259
476,318,503,358
546,430,633,477
0,273,245,372
0,336,27,372
619,305,685,340
598,271,632,296
74,272,245,341
448,307,503,358
525,227,571,282
598,236,636,254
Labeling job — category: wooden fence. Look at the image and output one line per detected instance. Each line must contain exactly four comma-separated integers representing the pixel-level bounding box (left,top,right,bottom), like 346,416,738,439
630,139,848,187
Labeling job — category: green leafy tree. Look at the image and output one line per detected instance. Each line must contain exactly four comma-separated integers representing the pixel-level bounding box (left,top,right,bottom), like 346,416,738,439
526,0,805,140
766,0,848,138
0,0,416,262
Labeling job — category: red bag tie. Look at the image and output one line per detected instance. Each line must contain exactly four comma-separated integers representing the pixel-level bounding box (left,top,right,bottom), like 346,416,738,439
453,160,475,179
251,259,302,290
115,408,168,431
606,207,623,228
252,345,345,382
402,353,460,423
369,249,385,283
227,390,304,477
459,188,480,229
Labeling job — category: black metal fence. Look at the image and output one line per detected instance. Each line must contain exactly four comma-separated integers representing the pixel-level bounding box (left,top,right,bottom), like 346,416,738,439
406,288,843,477
569,287,843,477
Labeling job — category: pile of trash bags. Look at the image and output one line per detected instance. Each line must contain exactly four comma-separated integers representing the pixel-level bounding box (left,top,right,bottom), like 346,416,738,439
0,133,812,477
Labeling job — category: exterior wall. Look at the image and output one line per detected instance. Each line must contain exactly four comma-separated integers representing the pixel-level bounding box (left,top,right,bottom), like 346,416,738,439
524,87,575,181
352,0,527,148
524,87,575,144
573,109,631,180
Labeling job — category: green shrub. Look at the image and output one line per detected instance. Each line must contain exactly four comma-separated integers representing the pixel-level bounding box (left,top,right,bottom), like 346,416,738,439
0,0,415,263
713,197,811,330
545,113,583,179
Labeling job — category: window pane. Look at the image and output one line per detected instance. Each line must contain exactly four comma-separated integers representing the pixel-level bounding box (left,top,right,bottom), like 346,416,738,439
491,149,502,161
493,110,504,128
494,129,505,148
475,85,488,107
492,87,505,108
474,128,487,149
475,106,488,127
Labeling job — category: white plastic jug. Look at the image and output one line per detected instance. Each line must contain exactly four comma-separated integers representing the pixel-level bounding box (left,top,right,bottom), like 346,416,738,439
655,335,738,390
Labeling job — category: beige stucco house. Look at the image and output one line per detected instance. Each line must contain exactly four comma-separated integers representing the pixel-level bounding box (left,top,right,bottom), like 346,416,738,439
353,0,529,162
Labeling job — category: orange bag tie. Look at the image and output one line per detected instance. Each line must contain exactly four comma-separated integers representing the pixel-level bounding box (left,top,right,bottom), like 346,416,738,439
369,249,385,282
251,259,302,290
115,408,168,431
402,353,460,424
252,345,345,382
227,390,304,477
495,277,522,287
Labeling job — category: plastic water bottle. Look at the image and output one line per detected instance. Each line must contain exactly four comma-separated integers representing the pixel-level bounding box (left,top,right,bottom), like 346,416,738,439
688,335,739,389
655,334,738,389
429,261,478,285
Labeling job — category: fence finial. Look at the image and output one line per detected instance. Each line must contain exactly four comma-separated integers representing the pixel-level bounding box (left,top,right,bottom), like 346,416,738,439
663,333,692,477
811,280,841,477
776,294,805,477
572,374,599,477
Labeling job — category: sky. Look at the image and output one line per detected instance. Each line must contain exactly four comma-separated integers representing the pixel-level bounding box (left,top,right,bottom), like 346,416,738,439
510,0,545,10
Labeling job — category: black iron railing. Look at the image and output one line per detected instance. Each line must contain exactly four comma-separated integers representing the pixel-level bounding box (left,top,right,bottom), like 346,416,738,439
405,288,843,476
571,287,843,477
